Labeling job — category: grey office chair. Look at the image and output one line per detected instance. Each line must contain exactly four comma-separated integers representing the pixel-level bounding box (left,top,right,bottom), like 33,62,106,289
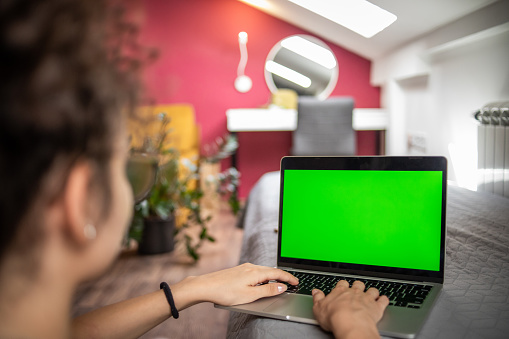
291,96,356,155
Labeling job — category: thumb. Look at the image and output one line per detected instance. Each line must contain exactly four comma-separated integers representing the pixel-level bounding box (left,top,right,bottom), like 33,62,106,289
312,289,325,304
255,283,288,299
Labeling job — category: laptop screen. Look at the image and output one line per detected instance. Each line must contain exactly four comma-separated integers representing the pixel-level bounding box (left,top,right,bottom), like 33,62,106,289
278,156,447,283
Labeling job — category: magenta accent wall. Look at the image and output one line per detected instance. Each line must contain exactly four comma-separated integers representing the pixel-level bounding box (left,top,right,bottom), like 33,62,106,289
137,0,381,198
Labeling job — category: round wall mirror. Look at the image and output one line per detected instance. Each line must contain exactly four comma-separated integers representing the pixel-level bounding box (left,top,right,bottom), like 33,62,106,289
264,35,338,100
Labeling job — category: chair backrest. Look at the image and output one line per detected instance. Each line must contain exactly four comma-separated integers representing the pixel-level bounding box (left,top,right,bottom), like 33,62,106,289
291,96,355,156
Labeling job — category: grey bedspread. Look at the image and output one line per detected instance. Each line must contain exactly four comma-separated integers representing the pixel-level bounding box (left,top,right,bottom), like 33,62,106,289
227,171,509,339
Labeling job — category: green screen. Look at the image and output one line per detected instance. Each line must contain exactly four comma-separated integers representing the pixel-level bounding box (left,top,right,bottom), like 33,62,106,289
281,170,443,271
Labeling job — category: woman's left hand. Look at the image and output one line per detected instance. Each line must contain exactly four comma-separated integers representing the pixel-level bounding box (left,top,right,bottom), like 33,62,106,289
172,263,299,308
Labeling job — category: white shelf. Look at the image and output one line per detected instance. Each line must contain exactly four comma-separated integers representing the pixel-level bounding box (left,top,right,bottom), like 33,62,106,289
226,108,298,132
226,107,388,132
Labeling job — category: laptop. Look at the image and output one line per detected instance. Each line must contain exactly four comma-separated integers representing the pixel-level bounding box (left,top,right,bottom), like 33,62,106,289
217,156,447,339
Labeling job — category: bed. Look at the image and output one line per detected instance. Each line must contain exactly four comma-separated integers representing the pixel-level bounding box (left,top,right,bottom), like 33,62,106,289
227,171,509,339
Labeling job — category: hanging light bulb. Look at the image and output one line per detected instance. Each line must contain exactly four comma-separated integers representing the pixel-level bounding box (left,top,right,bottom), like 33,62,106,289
235,31,252,93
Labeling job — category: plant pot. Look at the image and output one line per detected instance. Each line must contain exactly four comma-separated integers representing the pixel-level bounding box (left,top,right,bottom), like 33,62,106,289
138,216,176,255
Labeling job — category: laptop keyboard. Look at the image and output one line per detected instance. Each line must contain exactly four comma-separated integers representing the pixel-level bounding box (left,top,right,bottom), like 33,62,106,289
282,270,432,309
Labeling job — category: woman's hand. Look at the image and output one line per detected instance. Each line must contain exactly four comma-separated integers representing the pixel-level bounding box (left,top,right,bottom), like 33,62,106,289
312,280,389,339
172,263,298,309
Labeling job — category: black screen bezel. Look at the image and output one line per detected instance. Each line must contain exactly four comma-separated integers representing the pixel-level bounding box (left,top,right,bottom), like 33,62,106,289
277,156,447,283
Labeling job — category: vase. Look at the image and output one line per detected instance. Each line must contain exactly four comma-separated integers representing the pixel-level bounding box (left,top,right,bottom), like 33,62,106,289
199,161,221,213
138,216,176,255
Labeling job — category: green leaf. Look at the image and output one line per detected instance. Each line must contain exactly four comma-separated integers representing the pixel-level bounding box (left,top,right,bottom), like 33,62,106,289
186,241,199,261
229,192,241,216
199,228,207,240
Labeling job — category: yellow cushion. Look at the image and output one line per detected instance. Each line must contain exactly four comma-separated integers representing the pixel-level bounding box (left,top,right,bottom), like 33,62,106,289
271,89,298,109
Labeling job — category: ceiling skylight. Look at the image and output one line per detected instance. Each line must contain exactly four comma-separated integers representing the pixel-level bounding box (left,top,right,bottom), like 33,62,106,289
239,0,272,10
288,0,397,38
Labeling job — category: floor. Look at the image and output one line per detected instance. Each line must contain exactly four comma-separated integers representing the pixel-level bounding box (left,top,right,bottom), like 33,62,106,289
71,206,243,339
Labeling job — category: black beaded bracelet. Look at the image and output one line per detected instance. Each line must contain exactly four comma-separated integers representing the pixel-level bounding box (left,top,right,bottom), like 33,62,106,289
160,282,179,319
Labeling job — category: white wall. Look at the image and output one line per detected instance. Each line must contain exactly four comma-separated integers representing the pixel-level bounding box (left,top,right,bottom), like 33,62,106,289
373,0,509,189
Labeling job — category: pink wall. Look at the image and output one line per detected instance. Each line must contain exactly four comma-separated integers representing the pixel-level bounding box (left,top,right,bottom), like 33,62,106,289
138,0,381,198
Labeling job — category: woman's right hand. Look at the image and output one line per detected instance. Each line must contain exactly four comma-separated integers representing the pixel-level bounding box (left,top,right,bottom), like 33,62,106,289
312,280,389,339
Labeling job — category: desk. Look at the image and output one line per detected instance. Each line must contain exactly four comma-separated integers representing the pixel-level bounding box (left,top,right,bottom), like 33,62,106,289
226,107,298,132
226,107,388,132
226,107,388,166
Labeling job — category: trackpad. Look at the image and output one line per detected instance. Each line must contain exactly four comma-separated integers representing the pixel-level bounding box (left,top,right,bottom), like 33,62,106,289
263,294,316,321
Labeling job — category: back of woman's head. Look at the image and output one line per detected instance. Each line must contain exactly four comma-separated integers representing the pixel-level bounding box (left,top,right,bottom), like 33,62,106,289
0,0,140,261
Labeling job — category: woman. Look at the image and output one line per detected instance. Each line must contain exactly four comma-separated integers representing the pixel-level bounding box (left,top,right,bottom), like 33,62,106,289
0,1,387,338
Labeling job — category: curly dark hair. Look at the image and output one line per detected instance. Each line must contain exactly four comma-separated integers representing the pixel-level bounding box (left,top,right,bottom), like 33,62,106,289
0,0,145,262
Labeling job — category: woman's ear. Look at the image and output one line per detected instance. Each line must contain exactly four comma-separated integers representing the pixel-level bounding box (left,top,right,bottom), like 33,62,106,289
62,160,95,246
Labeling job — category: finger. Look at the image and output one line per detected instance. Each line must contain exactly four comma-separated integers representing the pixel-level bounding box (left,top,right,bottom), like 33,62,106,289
351,280,365,290
366,287,380,298
260,267,299,286
246,266,293,286
373,295,390,321
312,289,325,304
377,295,390,309
335,280,350,289
329,280,349,296
252,282,288,299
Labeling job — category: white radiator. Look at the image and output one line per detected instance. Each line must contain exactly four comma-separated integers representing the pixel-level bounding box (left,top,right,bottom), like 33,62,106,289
476,101,509,198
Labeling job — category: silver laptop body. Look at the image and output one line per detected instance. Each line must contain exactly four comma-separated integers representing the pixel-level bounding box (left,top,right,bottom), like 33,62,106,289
217,156,447,339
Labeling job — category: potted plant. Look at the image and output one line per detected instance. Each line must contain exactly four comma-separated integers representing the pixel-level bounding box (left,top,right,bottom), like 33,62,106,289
128,113,214,261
